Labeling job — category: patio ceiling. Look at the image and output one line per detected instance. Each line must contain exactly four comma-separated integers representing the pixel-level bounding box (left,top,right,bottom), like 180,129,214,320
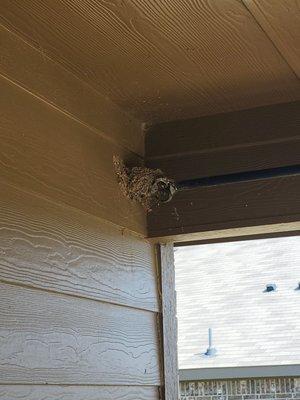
1,0,300,124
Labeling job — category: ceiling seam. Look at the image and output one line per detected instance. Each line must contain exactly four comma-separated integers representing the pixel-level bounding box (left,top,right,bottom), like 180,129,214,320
240,0,299,80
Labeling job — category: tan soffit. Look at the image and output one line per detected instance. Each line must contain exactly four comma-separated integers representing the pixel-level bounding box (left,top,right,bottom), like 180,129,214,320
243,0,300,77
1,0,300,123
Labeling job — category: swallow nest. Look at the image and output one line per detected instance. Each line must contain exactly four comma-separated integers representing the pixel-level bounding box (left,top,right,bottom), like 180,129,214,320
113,156,175,211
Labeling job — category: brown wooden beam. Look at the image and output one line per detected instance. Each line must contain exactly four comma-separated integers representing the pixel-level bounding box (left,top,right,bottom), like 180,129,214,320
146,101,300,181
148,175,300,238
146,102,300,237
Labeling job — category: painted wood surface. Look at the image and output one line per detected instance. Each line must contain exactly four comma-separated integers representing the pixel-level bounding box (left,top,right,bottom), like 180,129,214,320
0,385,158,400
0,182,158,311
148,140,300,182
149,223,300,246
146,101,300,156
146,101,300,181
1,0,299,122
148,175,300,237
159,244,179,400
0,75,145,234
243,0,300,77
0,281,161,385
1,8,162,399
0,25,143,156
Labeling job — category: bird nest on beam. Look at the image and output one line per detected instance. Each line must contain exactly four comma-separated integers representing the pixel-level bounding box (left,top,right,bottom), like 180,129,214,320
113,156,176,211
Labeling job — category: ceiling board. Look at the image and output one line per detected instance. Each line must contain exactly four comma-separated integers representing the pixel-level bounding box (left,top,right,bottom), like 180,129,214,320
243,0,300,77
1,0,300,123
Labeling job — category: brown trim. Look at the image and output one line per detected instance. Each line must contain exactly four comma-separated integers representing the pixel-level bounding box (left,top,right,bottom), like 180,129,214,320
149,221,300,245
146,101,300,239
148,175,300,238
146,101,300,181
175,229,300,247
147,139,300,182
146,101,300,159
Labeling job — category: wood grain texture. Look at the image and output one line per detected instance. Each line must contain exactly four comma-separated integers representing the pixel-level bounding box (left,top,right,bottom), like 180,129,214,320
159,244,179,400
146,101,300,181
1,0,300,123
148,175,300,237
0,24,144,155
150,222,300,245
243,0,300,77
146,102,300,158
148,141,300,182
0,76,145,234
0,385,158,400
0,182,158,311
0,282,161,385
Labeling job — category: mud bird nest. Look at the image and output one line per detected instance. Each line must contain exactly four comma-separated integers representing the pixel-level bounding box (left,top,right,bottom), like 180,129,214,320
113,156,177,211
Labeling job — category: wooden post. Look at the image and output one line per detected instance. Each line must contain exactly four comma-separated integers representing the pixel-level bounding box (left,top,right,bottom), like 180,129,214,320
157,243,179,400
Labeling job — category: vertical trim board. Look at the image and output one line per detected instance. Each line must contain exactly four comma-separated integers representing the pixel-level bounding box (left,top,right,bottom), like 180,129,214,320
159,243,179,400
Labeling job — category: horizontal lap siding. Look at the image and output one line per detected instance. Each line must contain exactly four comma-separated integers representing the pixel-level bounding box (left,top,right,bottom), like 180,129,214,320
0,28,161,399
0,75,145,235
0,183,158,312
0,25,144,155
0,179,161,393
0,385,158,400
0,282,160,385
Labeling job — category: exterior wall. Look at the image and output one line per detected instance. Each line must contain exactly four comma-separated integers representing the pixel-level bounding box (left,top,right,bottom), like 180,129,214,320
0,23,161,400
180,378,300,400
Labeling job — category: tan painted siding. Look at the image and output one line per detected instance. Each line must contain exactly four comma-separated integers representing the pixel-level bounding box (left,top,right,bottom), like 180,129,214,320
0,386,158,400
0,281,160,384
0,183,158,312
0,25,144,155
0,75,145,234
0,28,161,399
